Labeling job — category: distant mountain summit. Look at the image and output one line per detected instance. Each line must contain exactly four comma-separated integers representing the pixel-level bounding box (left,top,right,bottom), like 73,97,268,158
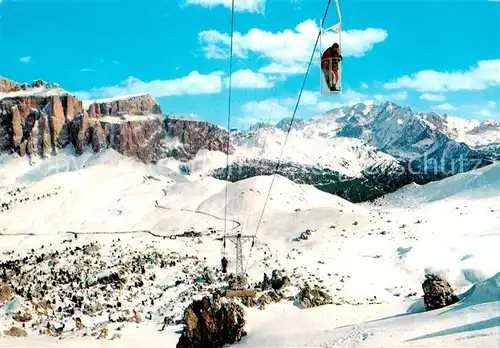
272,101,494,174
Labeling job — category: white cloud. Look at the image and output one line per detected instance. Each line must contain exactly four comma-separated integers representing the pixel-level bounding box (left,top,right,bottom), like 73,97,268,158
487,100,497,108
473,109,494,117
20,56,32,63
80,68,95,72
185,0,265,13
299,90,320,106
239,98,292,126
361,82,369,89
73,91,92,100
199,19,387,65
374,90,408,102
435,103,456,111
384,59,500,92
225,69,275,88
419,93,445,102
317,101,343,112
340,89,370,105
258,62,307,75
78,71,223,99
239,88,372,126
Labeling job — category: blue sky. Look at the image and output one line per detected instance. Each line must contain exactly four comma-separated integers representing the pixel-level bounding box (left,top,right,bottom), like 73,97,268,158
1,0,499,128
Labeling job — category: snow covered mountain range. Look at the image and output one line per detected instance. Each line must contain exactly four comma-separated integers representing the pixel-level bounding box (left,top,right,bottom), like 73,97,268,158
1,76,499,202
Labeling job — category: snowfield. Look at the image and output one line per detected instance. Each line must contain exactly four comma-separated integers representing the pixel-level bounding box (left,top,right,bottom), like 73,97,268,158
0,149,498,347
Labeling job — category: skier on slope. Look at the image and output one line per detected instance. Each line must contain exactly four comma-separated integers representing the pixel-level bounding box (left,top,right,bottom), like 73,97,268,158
321,42,343,91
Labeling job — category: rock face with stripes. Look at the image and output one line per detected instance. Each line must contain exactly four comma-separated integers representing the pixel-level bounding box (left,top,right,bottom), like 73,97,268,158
164,118,235,161
0,76,21,93
86,94,162,118
0,77,236,164
0,92,82,161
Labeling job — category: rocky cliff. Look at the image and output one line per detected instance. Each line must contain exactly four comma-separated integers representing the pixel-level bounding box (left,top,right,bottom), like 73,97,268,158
0,78,235,164
0,93,82,159
164,118,234,161
0,77,21,93
69,114,167,163
0,79,168,163
86,94,162,118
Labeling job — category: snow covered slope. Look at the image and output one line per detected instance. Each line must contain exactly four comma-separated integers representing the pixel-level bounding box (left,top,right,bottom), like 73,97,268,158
0,149,498,347
212,126,398,178
443,117,500,147
375,162,500,205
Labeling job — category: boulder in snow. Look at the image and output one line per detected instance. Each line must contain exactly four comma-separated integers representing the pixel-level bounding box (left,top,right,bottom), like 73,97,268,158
422,273,459,311
176,291,247,348
271,269,291,291
296,284,333,308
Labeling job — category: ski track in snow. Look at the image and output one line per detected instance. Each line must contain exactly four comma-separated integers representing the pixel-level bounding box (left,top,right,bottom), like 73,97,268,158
0,149,499,347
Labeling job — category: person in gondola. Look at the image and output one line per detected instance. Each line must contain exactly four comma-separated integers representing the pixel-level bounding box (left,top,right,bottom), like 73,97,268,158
221,256,228,273
321,42,343,91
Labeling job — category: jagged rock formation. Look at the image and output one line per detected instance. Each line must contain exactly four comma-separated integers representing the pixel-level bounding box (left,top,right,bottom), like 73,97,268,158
0,78,236,164
176,291,247,348
0,94,82,159
296,284,333,308
422,274,459,311
0,282,13,303
476,143,500,161
165,118,234,161
0,76,21,93
319,102,493,175
270,269,291,291
86,94,162,117
69,115,167,163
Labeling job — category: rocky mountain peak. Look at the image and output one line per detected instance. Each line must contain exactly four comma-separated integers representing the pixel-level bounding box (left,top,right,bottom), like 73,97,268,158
85,94,162,118
0,76,21,93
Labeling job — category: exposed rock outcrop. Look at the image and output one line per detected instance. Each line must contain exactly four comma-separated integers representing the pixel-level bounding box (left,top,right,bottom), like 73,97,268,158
165,118,234,161
0,79,236,164
296,284,333,308
0,76,20,93
176,291,247,348
69,114,166,163
3,326,27,337
87,94,162,118
422,274,459,311
0,282,13,303
0,94,82,160
270,269,291,291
